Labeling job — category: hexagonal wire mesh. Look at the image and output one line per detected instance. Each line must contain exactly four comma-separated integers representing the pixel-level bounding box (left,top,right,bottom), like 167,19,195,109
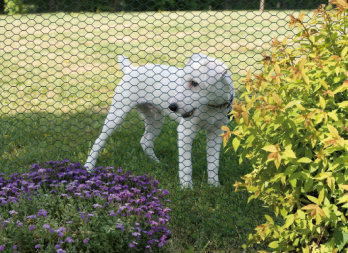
0,1,331,250
0,1,326,187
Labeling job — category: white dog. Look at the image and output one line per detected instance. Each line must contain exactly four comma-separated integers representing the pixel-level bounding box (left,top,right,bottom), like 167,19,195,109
84,53,234,188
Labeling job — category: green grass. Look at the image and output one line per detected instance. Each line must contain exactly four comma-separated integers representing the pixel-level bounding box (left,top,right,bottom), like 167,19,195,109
0,10,307,251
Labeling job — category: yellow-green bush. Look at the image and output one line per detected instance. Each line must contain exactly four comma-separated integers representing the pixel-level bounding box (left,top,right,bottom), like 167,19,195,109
223,1,347,252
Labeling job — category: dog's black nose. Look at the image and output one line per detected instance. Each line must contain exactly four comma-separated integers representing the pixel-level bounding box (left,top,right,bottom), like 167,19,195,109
168,103,178,112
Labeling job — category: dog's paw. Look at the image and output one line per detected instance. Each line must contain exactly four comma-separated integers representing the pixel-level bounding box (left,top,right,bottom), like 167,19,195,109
84,163,95,173
207,180,221,187
180,181,193,190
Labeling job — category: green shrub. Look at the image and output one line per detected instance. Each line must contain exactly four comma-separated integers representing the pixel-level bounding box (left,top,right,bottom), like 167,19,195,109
223,1,347,252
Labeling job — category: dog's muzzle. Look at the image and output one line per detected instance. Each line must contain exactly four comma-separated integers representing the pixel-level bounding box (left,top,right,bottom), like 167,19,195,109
168,103,195,118
182,108,196,118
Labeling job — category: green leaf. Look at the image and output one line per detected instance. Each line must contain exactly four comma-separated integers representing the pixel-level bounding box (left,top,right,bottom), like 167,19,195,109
297,157,312,163
332,230,348,251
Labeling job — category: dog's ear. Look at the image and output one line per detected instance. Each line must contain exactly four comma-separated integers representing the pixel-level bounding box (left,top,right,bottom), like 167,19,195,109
204,59,228,85
186,54,228,85
186,53,206,66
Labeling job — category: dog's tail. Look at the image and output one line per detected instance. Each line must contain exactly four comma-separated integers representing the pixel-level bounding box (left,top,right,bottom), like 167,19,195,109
118,55,133,74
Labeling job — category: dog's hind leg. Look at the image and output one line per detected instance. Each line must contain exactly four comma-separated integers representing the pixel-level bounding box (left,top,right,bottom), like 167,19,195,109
137,103,164,162
85,99,135,172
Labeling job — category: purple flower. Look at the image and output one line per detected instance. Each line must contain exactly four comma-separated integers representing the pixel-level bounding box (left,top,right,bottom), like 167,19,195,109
9,210,18,215
116,222,124,231
27,214,37,219
37,209,47,217
132,231,141,237
65,237,74,243
79,212,86,219
16,220,23,227
43,224,50,229
83,238,89,244
56,249,66,253
29,225,35,231
35,244,40,249
109,210,117,216
86,213,94,222
93,203,102,209
0,245,4,251
55,244,60,249
55,227,66,237
129,241,137,248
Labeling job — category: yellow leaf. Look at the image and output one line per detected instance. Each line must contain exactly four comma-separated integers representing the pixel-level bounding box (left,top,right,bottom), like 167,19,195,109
307,195,319,205
333,81,348,94
246,67,252,81
242,111,249,125
268,241,279,249
341,46,348,58
318,188,325,204
221,126,230,132
274,64,280,75
298,12,305,22
302,204,317,211
328,111,339,121
282,37,288,46
297,157,312,163
283,214,295,228
299,59,309,84
338,194,348,204
274,153,282,169
272,93,283,105
302,71,310,85
232,137,241,152
282,146,296,159
303,245,310,253
285,100,301,109
265,215,274,224
262,145,279,153
339,185,348,191
338,101,348,108
316,206,325,217
319,96,326,110
327,125,339,137
315,172,330,180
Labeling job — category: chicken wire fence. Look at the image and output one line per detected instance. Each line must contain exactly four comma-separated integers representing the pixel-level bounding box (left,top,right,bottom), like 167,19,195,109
0,0,326,187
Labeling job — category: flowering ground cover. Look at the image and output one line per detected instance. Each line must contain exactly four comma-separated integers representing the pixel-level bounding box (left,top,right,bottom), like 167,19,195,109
0,159,171,252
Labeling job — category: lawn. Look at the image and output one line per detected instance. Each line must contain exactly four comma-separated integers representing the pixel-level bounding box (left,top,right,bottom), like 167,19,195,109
0,10,310,251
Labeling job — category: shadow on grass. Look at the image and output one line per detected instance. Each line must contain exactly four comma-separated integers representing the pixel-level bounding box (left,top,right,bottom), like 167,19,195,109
0,111,271,252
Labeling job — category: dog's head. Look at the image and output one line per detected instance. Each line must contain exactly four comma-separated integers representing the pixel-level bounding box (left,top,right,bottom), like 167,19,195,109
168,53,234,119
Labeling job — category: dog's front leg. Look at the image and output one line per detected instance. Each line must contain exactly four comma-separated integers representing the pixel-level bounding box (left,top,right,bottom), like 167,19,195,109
177,121,199,189
206,127,223,186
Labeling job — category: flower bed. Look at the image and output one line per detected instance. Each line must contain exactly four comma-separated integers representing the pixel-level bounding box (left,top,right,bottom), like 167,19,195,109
0,159,171,252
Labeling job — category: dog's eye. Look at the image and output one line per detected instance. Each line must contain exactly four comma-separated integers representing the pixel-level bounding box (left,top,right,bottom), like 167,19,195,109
191,80,199,87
